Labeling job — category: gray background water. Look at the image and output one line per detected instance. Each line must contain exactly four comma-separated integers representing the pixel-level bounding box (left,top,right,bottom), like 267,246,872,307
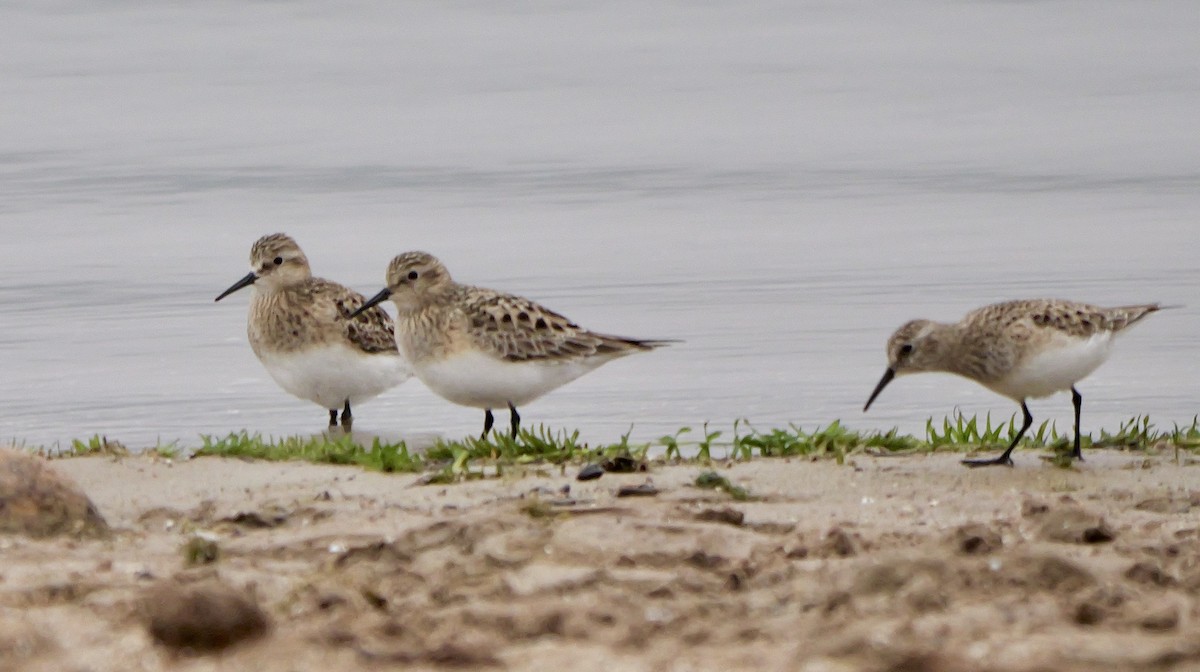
2,2,1197,449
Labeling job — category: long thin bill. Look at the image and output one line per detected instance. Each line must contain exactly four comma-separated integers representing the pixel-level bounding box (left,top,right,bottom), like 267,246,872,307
346,287,392,320
863,368,895,412
214,272,257,302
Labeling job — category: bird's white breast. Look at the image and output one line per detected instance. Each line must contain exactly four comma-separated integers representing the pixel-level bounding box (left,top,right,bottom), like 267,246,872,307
258,344,411,410
415,349,603,409
989,331,1113,400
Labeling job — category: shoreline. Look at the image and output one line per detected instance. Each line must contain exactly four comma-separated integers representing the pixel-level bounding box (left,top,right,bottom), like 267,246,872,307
33,413,1200,476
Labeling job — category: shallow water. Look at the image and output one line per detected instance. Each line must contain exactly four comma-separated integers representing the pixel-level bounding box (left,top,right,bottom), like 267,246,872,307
1,1,1197,450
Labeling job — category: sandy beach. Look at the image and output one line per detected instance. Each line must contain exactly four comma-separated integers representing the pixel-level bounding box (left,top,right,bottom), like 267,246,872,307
3,449,1200,671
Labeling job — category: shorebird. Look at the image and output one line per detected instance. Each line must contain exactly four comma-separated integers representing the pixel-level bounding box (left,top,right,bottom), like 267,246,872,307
349,251,673,439
215,233,411,429
863,299,1161,467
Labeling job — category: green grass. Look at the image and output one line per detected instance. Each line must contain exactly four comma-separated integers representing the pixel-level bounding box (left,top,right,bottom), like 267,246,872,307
187,424,648,482
193,431,425,473
1171,416,1200,448
43,414,1200,484
418,425,649,482
695,471,752,501
38,435,180,459
729,419,919,463
67,435,130,457
182,535,220,566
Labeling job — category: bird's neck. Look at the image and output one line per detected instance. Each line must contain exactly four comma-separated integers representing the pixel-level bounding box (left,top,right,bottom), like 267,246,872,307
395,302,456,363
925,322,1000,381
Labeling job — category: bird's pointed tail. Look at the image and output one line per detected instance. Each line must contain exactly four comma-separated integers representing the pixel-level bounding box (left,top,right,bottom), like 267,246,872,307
1109,303,1172,331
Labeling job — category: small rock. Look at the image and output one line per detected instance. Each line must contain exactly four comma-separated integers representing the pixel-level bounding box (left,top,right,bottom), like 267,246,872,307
694,507,745,526
1125,561,1176,587
143,580,270,653
1073,600,1106,625
419,641,502,667
601,455,645,473
220,509,288,529
950,522,1002,555
504,565,599,597
576,464,604,481
687,550,725,569
1135,497,1191,514
1016,555,1095,594
851,557,948,596
1140,606,1180,632
333,541,410,568
617,481,659,497
1036,507,1115,544
883,653,965,672
525,485,559,497
822,527,859,558
1021,499,1051,518
0,448,108,538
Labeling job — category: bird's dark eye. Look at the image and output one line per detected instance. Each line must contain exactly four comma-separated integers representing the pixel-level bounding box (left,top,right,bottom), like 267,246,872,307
407,271,418,280
899,344,914,356
273,257,283,266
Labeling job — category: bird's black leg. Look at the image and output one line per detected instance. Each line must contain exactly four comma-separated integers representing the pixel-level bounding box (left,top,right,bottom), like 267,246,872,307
508,402,520,439
340,400,353,430
963,401,1032,468
328,409,338,427
482,409,494,440
1071,386,1084,461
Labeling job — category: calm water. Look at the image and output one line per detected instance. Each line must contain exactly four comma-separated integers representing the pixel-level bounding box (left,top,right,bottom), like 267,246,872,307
2,2,1197,450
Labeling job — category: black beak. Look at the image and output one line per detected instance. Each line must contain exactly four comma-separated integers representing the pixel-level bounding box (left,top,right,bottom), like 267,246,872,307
215,272,257,302
347,287,392,320
863,368,895,412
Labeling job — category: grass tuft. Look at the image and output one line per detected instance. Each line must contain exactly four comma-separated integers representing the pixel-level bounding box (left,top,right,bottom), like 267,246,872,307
194,431,424,473
67,435,130,457
182,535,220,565
45,413,1200,485
730,420,918,461
1171,416,1200,448
695,471,752,501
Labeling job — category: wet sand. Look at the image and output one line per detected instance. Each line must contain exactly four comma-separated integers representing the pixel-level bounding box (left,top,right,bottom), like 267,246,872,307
4,449,1200,671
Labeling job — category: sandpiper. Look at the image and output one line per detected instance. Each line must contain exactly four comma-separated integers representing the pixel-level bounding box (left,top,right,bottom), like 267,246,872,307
215,233,412,429
349,251,673,439
863,299,1161,467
